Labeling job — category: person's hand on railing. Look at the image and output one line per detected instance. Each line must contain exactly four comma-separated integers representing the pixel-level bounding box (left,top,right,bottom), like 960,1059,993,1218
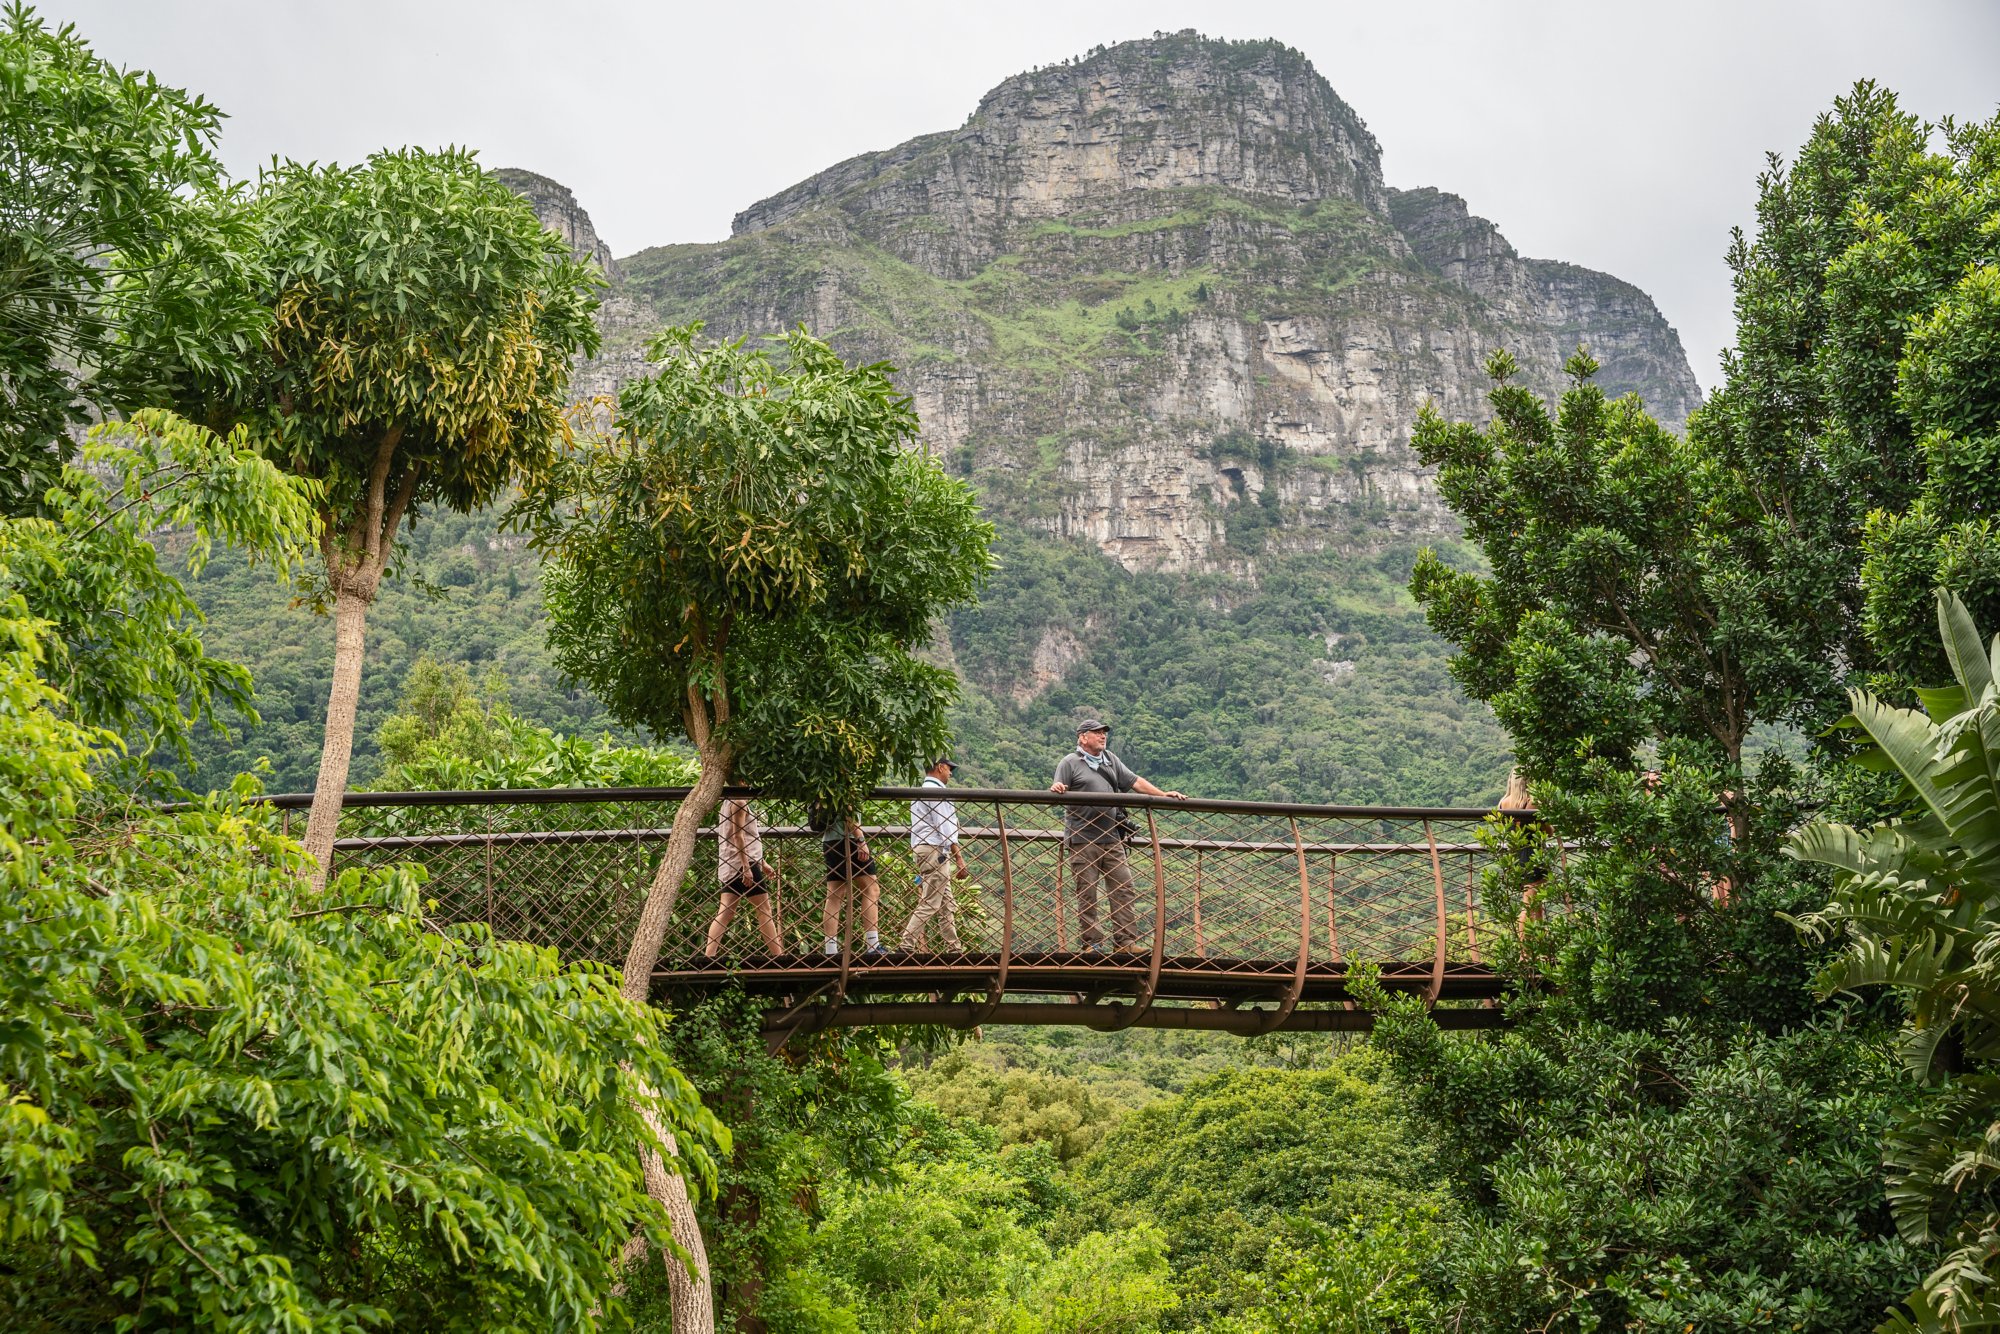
1050,782,1067,794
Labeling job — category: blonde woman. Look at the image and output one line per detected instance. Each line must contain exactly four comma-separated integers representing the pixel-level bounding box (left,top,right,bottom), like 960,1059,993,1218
703,798,784,957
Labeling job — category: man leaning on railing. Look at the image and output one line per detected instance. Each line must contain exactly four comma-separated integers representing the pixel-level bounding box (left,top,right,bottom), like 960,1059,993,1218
1049,718,1187,954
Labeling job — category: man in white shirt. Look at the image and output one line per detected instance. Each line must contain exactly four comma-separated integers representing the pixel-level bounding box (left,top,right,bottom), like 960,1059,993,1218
901,756,968,953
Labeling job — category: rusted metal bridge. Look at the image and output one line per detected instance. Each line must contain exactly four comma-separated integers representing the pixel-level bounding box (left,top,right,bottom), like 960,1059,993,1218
289,787,1522,1037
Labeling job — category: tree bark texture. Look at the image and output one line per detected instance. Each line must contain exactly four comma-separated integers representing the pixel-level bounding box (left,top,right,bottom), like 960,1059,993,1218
622,738,729,1333
302,587,371,890
301,430,415,893
643,1113,714,1334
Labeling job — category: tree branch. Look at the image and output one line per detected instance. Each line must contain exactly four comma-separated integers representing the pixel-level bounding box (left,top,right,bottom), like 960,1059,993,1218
374,465,421,574
358,425,404,563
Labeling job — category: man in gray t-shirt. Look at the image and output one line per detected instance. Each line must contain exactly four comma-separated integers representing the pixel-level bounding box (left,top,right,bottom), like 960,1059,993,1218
1049,718,1186,952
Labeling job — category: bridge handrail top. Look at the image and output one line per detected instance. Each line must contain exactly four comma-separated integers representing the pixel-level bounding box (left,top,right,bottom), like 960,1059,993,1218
225,785,1523,822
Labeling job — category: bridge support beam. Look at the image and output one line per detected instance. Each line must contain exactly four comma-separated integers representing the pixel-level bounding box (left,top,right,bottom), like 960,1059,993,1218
767,1000,1507,1039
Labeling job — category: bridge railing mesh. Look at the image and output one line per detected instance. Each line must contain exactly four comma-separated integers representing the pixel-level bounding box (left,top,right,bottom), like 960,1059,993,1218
302,788,1537,977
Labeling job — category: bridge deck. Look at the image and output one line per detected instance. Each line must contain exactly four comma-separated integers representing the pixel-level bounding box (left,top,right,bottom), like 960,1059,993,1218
292,786,1536,1036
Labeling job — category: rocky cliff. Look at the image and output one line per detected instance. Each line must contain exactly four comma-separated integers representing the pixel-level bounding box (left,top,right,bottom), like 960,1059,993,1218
490,167,620,280
477,33,1702,802
536,32,1698,575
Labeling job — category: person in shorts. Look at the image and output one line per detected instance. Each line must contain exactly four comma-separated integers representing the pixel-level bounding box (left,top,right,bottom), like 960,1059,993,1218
1049,718,1185,953
817,806,883,956
702,797,783,956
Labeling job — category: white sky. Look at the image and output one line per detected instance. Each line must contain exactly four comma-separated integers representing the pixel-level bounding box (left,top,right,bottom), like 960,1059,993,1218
42,0,2000,393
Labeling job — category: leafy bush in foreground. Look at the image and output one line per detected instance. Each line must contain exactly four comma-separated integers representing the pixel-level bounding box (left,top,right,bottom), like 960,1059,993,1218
0,418,726,1329
0,687,727,1329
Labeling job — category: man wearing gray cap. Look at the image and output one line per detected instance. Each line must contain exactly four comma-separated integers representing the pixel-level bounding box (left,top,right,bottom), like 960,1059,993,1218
1049,719,1186,953
901,756,968,953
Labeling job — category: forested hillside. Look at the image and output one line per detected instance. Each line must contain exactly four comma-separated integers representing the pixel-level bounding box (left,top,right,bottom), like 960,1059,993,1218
181,510,1506,801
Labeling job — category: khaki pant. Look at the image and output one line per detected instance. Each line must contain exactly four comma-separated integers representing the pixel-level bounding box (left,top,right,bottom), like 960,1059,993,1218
1069,839,1138,950
901,844,962,951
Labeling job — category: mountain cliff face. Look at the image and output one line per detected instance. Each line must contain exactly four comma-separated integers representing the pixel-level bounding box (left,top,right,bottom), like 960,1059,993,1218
475,32,1702,802
529,32,1697,576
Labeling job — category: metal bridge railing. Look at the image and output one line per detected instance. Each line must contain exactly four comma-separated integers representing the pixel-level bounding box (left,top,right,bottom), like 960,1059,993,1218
273,787,1530,1034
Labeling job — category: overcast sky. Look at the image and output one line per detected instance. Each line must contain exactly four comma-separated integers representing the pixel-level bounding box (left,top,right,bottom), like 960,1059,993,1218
43,0,2000,393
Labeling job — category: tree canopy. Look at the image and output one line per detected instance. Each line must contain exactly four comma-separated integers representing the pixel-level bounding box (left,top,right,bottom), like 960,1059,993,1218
1690,83,2000,689
1411,349,1847,787
527,321,993,811
0,3,261,516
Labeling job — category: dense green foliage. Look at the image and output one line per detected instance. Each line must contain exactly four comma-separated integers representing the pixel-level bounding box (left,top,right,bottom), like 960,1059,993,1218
1412,347,1845,783
1371,1003,1913,1332
1073,1054,1443,1327
790,1112,1176,1334
0,4,259,515
6,412,318,786
1849,111,2000,683
1389,359,1915,1330
1793,594,2000,1330
1692,84,2000,691
1410,355,1838,1032
373,653,696,790
903,1048,1122,1164
1354,78,2000,1334
629,1020,1426,1334
0,424,725,1331
637,994,913,1332
136,144,601,538
0,780,725,1331
525,322,993,808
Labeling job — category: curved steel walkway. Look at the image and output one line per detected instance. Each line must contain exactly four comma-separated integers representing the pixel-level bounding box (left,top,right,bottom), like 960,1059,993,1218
293,786,1523,1037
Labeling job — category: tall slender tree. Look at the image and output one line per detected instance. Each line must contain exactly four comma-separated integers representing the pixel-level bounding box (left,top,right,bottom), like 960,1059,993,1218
128,148,600,884
525,322,992,1328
